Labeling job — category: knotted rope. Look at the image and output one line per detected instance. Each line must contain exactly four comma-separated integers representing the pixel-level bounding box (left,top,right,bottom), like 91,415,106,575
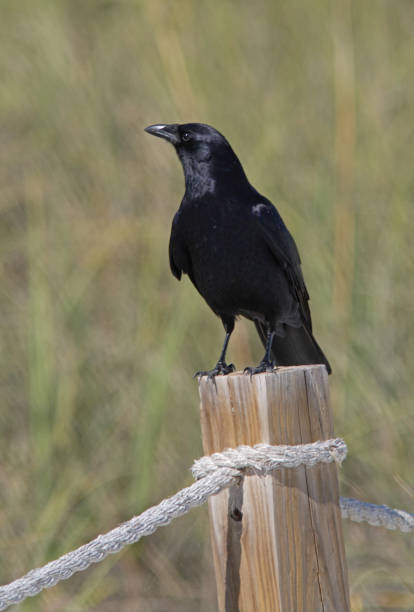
0,438,412,610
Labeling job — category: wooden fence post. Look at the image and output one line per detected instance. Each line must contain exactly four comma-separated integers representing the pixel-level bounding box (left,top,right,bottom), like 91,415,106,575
199,365,350,612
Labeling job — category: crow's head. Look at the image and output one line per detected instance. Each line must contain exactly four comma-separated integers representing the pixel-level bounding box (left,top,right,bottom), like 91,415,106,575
145,123,248,197
144,122,229,157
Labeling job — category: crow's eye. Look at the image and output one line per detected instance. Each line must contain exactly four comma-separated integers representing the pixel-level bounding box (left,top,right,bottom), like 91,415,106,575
181,131,192,142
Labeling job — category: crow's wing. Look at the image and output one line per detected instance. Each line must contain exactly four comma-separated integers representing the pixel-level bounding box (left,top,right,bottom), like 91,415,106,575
169,210,198,288
169,212,184,280
251,200,312,332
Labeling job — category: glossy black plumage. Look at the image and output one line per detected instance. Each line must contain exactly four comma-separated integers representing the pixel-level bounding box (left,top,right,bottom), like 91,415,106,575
145,122,331,376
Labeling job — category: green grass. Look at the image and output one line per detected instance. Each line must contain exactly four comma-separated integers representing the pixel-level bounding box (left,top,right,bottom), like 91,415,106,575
0,1,413,609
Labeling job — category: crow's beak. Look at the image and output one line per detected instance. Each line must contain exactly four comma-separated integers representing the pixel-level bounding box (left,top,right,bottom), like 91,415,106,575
144,124,180,144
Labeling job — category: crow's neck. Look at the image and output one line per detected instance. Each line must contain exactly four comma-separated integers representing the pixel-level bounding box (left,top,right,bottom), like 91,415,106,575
179,154,250,200
180,156,216,198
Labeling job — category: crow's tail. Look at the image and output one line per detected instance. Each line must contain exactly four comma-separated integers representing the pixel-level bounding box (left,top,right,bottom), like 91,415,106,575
255,321,331,374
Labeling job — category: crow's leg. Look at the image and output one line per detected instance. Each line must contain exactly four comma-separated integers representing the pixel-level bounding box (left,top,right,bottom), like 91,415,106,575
244,327,276,376
195,317,235,379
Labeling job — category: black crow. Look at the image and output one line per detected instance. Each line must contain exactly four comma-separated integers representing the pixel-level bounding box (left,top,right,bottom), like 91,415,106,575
145,123,331,377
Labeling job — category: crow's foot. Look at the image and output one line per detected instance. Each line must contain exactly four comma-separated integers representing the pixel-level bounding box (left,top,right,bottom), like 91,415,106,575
244,360,275,376
195,362,235,380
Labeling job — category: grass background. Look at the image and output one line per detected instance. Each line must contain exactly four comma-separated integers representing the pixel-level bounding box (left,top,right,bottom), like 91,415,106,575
0,1,413,610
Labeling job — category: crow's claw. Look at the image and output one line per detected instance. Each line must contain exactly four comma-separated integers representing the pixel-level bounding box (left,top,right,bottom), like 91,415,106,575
243,361,275,377
195,362,235,380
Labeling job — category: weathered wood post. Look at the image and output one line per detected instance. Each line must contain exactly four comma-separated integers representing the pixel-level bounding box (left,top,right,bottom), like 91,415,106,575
199,365,350,612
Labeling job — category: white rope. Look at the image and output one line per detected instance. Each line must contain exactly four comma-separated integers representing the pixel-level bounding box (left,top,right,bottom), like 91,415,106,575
0,467,240,611
0,438,412,610
340,497,414,533
192,438,347,479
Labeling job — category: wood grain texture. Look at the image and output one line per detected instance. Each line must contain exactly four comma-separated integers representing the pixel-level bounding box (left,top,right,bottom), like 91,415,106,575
199,365,350,612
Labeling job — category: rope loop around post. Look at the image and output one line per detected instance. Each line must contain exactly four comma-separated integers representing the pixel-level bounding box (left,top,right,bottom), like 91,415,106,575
192,438,347,479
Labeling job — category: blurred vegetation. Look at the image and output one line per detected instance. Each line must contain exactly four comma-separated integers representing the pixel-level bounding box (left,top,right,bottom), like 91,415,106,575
0,0,413,610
